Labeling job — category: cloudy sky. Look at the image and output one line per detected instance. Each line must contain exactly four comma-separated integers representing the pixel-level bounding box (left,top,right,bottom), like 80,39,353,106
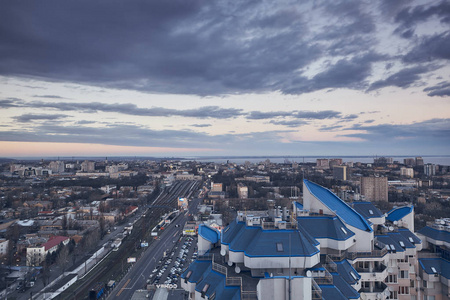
0,0,449,157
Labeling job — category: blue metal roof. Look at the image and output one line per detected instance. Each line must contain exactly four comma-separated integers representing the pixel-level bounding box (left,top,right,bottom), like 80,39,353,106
320,285,348,300
331,273,360,299
199,224,220,244
297,216,355,241
351,202,384,220
398,228,422,245
294,201,303,210
419,258,450,279
221,219,319,257
181,260,213,283
375,233,413,252
418,226,450,243
335,260,360,284
386,206,413,222
303,180,372,232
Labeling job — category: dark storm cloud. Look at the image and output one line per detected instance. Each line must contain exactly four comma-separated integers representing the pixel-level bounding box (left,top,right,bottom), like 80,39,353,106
424,82,450,97
342,118,450,142
13,113,69,122
368,65,434,91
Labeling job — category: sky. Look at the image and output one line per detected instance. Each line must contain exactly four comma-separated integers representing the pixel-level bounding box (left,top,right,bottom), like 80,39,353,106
0,0,449,158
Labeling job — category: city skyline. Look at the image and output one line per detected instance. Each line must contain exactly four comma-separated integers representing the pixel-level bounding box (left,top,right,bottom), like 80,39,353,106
1,1,449,157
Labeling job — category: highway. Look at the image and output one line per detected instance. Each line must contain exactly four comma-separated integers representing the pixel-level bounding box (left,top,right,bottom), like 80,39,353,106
107,181,202,299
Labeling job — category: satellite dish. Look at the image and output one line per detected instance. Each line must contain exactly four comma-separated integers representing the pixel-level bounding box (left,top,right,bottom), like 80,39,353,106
441,220,445,225
235,266,241,274
220,249,226,256
228,260,233,267
306,271,312,277
393,221,398,225
389,226,394,231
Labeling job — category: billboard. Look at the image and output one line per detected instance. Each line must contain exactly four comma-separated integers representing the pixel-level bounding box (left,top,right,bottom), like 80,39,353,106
127,257,136,263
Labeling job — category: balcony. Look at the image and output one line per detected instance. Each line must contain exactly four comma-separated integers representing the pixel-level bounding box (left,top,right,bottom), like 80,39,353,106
359,281,389,295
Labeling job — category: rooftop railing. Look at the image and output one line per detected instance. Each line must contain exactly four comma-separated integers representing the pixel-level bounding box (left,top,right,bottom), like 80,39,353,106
311,279,322,300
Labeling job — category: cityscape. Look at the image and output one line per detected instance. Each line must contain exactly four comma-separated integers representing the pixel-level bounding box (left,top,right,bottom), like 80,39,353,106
0,156,449,299
1,1,450,300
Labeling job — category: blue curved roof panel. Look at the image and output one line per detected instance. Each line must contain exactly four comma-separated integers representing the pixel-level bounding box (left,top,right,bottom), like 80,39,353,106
303,180,372,232
297,216,355,241
199,224,220,244
387,206,413,222
418,226,450,243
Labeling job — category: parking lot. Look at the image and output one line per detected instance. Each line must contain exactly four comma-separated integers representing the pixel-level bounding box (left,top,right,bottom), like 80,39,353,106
147,235,198,287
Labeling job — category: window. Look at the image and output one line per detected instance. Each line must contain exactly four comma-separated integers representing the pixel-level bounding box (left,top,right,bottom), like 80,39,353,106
350,271,358,281
399,270,408,279
369,210,373,215
341,227,347,234
276,242,284,252
386,291,397,300
386,274,397,283
399,286,409,294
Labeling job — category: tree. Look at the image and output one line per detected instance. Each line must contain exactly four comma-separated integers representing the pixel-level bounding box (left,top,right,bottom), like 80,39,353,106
56,245,69,274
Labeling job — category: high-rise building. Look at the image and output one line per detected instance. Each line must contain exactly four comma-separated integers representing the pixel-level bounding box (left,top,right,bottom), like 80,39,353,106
400,167,414,178
424,163,436,177
403,158,415,166
333,165,347,180
360,176,388,201
49,160,65,173
316,158,329,168
415,157,424,166
81,160,95,172
237,183,248,199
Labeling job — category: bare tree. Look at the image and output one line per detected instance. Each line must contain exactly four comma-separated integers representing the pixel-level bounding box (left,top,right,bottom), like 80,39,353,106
56,245,69,274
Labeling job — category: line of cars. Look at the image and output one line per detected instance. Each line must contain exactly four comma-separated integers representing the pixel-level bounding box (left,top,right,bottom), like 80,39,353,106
147,236,197,287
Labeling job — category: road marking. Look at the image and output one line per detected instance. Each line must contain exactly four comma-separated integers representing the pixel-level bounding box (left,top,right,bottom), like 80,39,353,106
116,279,131,297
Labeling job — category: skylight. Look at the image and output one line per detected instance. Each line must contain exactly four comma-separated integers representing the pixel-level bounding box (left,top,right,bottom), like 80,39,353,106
390,244,395,250
399,241,405,248
431,267,437,273
408,237,414,243
386,245,391,251
341,227,348,234
276,242,284,252
202,284,210,293
369,210,373,215
350,271,357,280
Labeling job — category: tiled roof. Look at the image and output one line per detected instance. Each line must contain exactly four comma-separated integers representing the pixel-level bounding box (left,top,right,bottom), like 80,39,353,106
303,180,372,232
386,206,413,222
43,236,69,251
297,216,354,240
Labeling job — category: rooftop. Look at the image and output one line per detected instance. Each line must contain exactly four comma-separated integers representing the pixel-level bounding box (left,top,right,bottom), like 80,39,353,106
386,206,413,222
303,180,372,232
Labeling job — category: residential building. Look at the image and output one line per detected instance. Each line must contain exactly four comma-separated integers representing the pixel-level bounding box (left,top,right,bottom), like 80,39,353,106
424,164,436,177
81,160,95,172
361,177,388,202
0,239,9,257
237,183,248,199
26,236,70,266
415,157,424,166
49,160,65,173
400,167,414,178
181,180,422,300
333,165,347,181
403,158,416,167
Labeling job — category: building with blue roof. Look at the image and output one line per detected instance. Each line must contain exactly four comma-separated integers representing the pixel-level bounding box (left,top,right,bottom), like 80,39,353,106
303,179,373,252
351,201,385,225
418,258,450,299
386,206,414,231
198,224,221,255
180,179,427,300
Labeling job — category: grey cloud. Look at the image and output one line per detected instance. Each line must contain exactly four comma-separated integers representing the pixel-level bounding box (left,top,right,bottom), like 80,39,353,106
246,111,293,120
32,95,65,99
343,114,358,120
292,110,342,120
403,31,450,63
423,82,450,97
364,119,375,123
269,120,308,128
13,113,69,122
0,99,24,108
75,120,96,125
394,1,450,36
342,118,450,142
368,65,434,91
319,125,344,132
191,124,212,128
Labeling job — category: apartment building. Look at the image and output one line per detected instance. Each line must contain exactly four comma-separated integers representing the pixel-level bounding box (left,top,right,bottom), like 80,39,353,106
181,180,422,300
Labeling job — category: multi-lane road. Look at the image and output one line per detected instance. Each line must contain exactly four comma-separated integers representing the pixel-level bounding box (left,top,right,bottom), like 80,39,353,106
107,181,202,299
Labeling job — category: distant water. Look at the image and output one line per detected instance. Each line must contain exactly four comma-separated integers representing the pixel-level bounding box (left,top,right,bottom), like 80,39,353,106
182,156,450,166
